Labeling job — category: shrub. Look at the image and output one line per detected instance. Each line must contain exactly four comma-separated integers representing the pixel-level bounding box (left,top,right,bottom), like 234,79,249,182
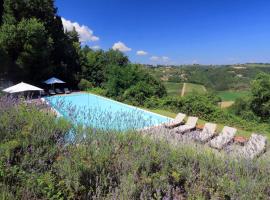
250,73,270,121
87,87,107,96
0,96,270,199
123,82,155,106
157,94,270,134
78,79,93,91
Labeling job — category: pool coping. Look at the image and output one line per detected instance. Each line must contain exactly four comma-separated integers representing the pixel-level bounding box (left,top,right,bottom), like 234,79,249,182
43,92,173,121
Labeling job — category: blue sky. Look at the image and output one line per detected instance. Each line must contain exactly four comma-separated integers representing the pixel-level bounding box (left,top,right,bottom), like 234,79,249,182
56,0,270,65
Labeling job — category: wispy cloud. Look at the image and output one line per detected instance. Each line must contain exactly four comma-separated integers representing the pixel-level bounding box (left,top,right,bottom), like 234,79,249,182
150,56,170,62
150,56,160,61
91,45,101,50
61,17,99,43
112,41,132,52
191,59,198,64
137,50,148,56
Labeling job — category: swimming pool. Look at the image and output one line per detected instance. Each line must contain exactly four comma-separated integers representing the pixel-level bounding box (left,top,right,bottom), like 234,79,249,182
45,93,171,131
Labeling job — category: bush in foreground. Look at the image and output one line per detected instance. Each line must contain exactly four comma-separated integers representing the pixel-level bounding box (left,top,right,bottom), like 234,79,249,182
0,96,269,199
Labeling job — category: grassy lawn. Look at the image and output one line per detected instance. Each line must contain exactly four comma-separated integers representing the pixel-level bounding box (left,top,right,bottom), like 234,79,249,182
217,90,250,101
184,83,207,95
163,82,183,96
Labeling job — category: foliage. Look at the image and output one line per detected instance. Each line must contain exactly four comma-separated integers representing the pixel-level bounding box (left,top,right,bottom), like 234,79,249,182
0,0,82,86
87,87,107,96
78,79,93,91
146,64,270,91
146,93,270,135
81,49,129,87
250,73,270,121
0,99,269,199
79,51,167,105
0,96,70,199
0,18,52,82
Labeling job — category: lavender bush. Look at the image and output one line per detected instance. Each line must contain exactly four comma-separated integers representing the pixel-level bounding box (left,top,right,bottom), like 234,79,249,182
0,95,269,199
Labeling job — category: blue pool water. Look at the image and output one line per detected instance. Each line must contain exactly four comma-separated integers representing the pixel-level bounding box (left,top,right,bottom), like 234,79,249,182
45,93,171,131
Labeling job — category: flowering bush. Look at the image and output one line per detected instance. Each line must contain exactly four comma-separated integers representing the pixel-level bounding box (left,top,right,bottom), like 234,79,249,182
0,96,269,199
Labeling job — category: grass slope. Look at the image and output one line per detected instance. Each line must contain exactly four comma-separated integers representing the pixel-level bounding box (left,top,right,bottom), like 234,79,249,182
183,83,207,96
163,82,183,96
217,91,250,101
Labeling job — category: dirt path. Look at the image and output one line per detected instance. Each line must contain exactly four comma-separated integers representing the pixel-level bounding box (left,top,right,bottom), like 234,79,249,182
181,83,186,96
202,86,207,92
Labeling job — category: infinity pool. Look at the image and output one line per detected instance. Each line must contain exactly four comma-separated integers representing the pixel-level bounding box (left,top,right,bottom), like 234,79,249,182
45,93,171,131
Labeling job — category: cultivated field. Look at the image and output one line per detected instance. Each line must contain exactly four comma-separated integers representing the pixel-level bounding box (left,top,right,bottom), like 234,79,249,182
163,82,183,96
217,91,250,101
182,83,207,96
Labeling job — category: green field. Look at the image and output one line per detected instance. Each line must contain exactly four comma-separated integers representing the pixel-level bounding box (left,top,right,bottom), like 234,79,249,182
184,83,207,95
163,82,183,96
217,91,250,101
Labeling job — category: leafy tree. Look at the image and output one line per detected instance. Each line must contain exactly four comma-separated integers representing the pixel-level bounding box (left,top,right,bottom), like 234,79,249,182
250,73,270,121
0,0,3,25
0,18,52,81
123,81,155,105
78,78,93,90
81,49,130,87
0,0,82,85
81,49,106,87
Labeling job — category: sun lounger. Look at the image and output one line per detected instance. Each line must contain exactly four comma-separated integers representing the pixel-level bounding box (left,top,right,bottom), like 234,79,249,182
164,113,186,128
64,88,71,94
197,123,217,142
239,134,267,159
209,126,237,150
48,89,56,95
55,88,63,94
174,116,198,134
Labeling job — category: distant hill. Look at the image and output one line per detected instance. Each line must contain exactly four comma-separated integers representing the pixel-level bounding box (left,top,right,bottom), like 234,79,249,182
145,63,270,91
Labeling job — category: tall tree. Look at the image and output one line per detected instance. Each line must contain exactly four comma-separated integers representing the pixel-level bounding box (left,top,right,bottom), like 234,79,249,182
0,18,52,82
0,0,3,25
250,73,270,121
0,0,82,85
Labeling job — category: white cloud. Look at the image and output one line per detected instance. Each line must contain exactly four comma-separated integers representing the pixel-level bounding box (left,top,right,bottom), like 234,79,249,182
192,60,198,64
61,17,99,43
162,56,169,62
137,50,148,56
91,45,101,50
150,56,160,61
150,56,170,62
112,41,131,52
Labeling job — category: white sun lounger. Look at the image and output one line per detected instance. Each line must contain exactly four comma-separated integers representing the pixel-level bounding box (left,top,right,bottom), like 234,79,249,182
48,89,56,95
209,126,237,150
64,88,71,94
55,88,63,94
174,116,198,134
197,123,217,142
239,134,267,159
164,113,186,128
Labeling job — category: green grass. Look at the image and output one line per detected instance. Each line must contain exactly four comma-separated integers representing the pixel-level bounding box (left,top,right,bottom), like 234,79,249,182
217,91,250,101
184,83,207,95
163,82,183,96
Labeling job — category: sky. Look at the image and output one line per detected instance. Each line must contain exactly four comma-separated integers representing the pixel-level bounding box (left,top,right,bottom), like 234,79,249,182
56,0,270,65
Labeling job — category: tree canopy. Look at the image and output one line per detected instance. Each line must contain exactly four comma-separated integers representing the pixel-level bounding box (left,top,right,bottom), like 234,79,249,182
250,73,270,121
0,0,81,85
